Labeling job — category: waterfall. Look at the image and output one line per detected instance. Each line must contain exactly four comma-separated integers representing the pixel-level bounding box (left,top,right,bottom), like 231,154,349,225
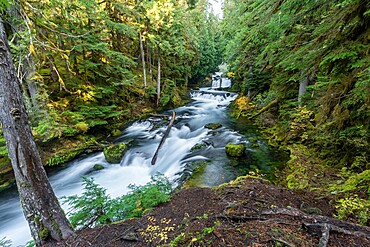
211,72,232,88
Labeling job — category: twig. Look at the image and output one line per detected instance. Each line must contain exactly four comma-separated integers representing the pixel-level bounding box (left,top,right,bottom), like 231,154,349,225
215,214,268,222
113,226,135,241
268,238,295,247
93,228,105,241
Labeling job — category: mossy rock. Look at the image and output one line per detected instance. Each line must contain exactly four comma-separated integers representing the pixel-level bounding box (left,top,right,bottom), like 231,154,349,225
190,142,208,152
93,164,105,171
111,129,122,137
183,161,210,188
103,143,127,164
225,143,246,157
205,123,222,130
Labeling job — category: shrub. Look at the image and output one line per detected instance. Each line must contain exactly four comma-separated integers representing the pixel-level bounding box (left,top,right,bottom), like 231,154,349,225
62,174,172,230
335,195,370,225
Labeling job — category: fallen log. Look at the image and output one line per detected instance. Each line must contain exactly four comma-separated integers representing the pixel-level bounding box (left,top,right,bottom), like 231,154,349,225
249,98,279,120
151,110,176,165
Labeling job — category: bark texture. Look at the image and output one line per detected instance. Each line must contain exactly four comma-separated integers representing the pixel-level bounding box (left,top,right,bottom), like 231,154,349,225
0,17,74,245
156,50,161,107
139,32,147,89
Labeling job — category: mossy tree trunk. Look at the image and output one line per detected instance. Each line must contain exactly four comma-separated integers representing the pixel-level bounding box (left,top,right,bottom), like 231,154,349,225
0,18,74,245
139,30,147,89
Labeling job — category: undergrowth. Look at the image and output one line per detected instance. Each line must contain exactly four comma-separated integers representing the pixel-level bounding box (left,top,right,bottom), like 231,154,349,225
62,173,172,230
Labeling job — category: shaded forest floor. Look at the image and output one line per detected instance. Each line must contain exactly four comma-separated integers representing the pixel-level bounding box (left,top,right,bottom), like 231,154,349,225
45,177,370,247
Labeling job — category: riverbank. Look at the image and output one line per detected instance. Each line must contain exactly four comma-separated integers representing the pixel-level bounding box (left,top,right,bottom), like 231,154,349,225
44,176,370,246
0,95,191,192
228,94,370,227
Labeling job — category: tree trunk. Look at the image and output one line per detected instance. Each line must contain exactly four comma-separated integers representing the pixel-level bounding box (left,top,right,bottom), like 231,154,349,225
139,31,147,89
8,1,41,118
0,18,74,246
59,35,70,80
157,49,161,107
148,45,153,85
298,77,308,103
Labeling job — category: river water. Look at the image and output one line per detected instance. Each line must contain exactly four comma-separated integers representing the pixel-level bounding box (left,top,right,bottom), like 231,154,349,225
0,75,278,246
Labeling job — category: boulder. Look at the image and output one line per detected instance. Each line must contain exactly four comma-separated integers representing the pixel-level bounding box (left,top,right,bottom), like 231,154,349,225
103,143,127,163
93,164,104,171
205,123,222,130
225,143,246,157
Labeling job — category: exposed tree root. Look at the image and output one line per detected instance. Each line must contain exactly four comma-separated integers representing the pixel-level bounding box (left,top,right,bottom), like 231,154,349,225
261,207,370,246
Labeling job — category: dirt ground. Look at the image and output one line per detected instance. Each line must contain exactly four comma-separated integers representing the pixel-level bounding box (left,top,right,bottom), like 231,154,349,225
44,177,370,247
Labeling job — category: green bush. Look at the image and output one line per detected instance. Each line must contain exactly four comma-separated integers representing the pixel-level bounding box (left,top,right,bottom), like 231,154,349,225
62,176,111,229
335,195,370,225
62,174,172,230
119,174,172,219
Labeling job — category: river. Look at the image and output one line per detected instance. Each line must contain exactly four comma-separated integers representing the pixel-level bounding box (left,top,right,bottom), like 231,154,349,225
0,75,279,246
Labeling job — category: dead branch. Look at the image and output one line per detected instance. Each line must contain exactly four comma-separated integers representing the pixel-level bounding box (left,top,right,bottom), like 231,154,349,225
151,110,176,165
267,238,294,247
150,113,169,118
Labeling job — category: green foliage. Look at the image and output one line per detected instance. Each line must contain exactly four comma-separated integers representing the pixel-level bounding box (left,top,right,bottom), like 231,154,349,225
1,0,223,148
160,79,181,107
332,169,370,195
25,240,35,247
0,0,10,9
46,150,83,166
221,0,370,182
62,174,172,230
287,106,314,142
63,176,111,229
170,220,220,246
118,174,172,218
335,195,370,225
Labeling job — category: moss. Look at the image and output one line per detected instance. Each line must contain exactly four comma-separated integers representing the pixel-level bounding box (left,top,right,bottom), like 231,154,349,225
103,143,127,163
20,182,32,188
190,143,208,152
46,150,83,166
44,135,102,166
38,227,50,240
225,143,246,157
111,129,122,137
183,161,209,188
205,123,222,130
93,164,105,171
0,182,10,191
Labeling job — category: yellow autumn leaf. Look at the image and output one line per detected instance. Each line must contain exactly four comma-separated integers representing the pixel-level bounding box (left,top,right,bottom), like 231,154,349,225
29,44,36,56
